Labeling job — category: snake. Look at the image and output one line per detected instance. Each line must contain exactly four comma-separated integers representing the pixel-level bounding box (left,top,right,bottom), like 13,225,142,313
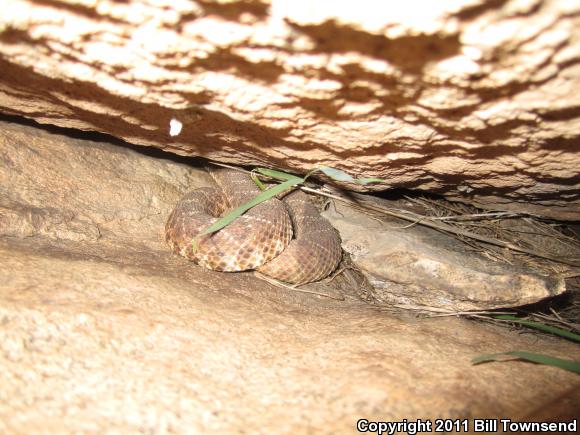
164,167,342,285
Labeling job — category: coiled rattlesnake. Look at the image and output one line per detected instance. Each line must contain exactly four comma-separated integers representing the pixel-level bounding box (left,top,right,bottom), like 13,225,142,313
165,167,342,284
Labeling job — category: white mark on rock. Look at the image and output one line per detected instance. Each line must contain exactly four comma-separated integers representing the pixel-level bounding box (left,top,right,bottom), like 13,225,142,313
169,118,182,136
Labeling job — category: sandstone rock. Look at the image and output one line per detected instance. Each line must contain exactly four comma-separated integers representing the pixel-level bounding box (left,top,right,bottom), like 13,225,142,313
324,202,567,311
0,0,578,219
1,120,579,432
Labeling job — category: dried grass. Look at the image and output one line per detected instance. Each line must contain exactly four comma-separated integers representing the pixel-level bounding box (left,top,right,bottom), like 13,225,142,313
365,194,580,333
316,188,580,332
212,162,580,333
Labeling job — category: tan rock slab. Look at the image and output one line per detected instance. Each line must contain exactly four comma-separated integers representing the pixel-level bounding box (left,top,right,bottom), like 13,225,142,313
1,120,579,432
324,203,566,311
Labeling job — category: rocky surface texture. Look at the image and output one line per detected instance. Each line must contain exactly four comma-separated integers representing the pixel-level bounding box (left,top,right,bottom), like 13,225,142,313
323,204,567,311
1,119,580,433
0,0,579,219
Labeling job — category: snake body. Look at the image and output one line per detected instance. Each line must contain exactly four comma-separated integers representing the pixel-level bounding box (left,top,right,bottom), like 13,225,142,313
165,168,342,284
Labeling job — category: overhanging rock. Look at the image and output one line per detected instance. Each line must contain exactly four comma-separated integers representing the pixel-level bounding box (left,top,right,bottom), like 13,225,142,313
0,0,578,219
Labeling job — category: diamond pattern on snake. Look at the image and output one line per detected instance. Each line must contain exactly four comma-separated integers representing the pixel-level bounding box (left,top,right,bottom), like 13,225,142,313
165,167,342,285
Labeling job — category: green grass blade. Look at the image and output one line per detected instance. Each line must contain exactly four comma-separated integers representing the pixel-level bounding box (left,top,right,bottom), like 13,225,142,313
197,178,301,238
258,166,384,185
250,171,267,190
256,168,303,183
494,315,580,342
319,166,356,182
472,351,580,374
357,177,386,185
319,166,385,185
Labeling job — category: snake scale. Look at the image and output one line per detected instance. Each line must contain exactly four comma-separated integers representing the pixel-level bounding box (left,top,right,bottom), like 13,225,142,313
165,167,342,285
